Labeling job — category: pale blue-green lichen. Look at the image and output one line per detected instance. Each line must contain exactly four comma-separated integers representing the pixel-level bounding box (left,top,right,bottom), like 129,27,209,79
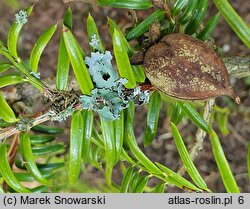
50,105,74,122
30,71,41,79
15,10,28,25
80,51,150,121
89,34,99,50
85,51,118,88
81,95,95,110
16,118,35,131
96,106,116,121
139,90,150,104
80,80,129,121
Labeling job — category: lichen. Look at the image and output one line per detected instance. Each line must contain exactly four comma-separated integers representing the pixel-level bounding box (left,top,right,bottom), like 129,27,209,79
138,90,150,104
80,79,129,121
80,95,95,110
16,118,35,131
50,105,74,122
89,34,99,50
15,10,28,25
80,51,150,121
30,71,41,79
85,51,119,88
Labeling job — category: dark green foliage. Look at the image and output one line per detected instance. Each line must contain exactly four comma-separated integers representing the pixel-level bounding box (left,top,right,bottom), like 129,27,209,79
144,91,161,146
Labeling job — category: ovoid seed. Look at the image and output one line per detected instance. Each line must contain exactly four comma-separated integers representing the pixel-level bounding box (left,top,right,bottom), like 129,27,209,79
142,34,239,103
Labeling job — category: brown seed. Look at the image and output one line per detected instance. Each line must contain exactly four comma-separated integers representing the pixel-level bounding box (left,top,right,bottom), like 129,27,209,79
143,33,238,102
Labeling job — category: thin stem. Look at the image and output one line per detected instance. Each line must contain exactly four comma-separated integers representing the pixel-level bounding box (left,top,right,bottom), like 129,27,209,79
7,134,19,167
0,101,82,141
0,111,52,140
177,99,215,176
